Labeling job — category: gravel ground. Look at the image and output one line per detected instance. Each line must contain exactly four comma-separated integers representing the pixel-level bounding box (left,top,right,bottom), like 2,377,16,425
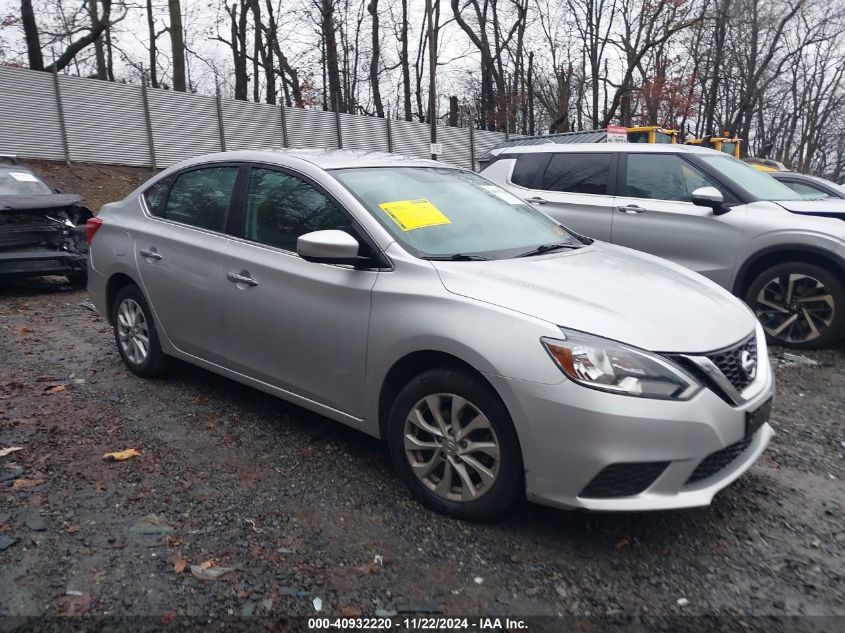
0,279,843,621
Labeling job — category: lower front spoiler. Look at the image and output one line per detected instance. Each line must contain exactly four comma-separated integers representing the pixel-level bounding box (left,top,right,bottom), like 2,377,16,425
0,249,87,279
529,423,774,512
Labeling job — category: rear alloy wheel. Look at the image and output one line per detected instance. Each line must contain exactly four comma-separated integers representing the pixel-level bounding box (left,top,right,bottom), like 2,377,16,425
388,369,523,520
746,262,845,349
111,284,173,377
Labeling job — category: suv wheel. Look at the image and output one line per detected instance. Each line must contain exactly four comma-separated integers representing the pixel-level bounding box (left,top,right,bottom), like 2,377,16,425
387,368,523,520
112,284,173,377
746,261,844,349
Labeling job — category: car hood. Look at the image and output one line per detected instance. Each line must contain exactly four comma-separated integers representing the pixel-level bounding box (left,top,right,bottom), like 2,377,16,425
431,243,756,353
775,199,845,217
0,193,83,212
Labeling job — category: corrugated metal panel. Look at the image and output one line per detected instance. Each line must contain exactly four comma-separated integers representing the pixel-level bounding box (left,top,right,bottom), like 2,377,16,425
473,129,510,163
0,66,65,161
436,126,472,169
59,74,151,166
338,112,388,152
286,107,339,149
147,88,221,167
222,99,285,151
389,119,430,159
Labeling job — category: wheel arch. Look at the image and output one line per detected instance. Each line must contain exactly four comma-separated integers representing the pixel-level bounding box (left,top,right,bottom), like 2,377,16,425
733,244,845,297
377,350,502,441
105,272,142,325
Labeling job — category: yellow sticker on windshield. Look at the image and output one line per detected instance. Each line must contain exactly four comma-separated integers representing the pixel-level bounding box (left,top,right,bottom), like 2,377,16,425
378,199,451,231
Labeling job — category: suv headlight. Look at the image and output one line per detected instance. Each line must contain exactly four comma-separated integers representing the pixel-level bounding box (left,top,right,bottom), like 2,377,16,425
542,331,701,400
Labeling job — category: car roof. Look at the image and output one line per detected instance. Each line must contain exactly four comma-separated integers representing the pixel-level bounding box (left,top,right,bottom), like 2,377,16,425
176,148,450,171
490,143,721,157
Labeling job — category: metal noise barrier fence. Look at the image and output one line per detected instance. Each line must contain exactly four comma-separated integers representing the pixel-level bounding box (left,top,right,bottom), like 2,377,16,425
0,65,511,171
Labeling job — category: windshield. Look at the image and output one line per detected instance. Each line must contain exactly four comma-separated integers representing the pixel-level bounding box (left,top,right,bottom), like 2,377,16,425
654,131,674,144
0,167,53,196
698,155,807,201
720,141,737,157
332,167,582,259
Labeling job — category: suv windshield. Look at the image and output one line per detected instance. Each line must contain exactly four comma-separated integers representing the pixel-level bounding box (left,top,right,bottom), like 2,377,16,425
698,155,806,201
332,167,582,259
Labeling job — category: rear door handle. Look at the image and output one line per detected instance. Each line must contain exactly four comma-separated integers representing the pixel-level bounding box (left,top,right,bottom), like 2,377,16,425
617,205,645,214
139,248,162,260
526,196,548,205
226,272,259,287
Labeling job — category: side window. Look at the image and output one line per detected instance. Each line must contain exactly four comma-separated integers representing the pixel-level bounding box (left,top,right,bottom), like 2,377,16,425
143,177,173,217
623,154,722,202
244,168,353,252
510,153,550,188
163,167,238,231
540,153,611,195
781,180,831,199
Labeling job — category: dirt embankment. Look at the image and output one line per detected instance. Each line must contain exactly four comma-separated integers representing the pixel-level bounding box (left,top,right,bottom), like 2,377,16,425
20,160,156,213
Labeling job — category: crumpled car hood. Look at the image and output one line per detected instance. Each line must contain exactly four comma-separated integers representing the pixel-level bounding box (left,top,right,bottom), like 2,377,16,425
0,193,83,211
431,243,756,353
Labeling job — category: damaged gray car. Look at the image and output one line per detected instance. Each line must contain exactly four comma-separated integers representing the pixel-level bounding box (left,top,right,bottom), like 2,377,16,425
0,159,91,286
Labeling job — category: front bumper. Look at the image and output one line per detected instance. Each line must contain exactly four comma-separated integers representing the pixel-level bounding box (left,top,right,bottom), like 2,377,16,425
0,248,87,278
485,343,775,511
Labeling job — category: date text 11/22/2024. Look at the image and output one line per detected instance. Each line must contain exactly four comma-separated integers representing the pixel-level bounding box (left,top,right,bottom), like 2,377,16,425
307,617,529,630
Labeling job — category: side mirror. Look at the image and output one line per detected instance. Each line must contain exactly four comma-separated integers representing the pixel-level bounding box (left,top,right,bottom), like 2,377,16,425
691,186,728,215
297,230,368,266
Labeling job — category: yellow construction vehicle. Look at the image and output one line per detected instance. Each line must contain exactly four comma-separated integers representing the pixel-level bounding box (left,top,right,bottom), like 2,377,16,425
626,126,678,144
685,135,742,158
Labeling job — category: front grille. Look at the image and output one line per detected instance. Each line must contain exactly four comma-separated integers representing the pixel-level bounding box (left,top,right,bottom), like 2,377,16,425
706,335,757,392
686,436,752,484
580,462,669,498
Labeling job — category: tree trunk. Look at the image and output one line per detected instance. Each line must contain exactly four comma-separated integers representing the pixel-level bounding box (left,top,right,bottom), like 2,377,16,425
168,0,186,91
368,0,384,117
21,0,44,71
321,0,343,111
400,0,412,121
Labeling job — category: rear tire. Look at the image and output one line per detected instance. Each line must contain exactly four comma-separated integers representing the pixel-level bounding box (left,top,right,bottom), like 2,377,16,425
745,261,844,349
387,368,523,521
111,284,173,377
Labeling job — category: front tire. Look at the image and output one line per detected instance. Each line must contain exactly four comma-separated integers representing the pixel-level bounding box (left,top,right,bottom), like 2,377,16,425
111,284,173,377
746,261,844,349
387,368,523,521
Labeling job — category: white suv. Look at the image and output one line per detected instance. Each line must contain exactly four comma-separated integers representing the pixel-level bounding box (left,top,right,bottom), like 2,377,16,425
481,143,845,348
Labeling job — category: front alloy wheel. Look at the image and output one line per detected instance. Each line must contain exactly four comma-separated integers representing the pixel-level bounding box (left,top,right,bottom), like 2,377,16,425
747,262,844,349
404,393,501,502
388,368,523,520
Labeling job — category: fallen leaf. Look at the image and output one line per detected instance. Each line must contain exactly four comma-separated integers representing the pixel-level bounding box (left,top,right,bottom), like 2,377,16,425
67,525,81,534
60,591,92,616
199,559,215,570
13,327,33,335
129,514,174,536
0,447,23,458
12,478,44,490
615,537,631,550
173,559,188,574
44,385,66,394
102,448,140,462
190,562,238,581
164,535,183,547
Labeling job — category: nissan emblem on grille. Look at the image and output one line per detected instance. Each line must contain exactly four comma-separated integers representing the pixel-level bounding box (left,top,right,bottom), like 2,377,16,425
707,335,758,392
740,349,757,380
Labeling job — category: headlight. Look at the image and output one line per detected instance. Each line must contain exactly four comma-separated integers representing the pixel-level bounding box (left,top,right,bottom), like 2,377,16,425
542,331,701,400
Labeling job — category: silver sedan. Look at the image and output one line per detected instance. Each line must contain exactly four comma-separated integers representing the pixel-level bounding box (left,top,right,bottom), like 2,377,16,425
86,150,774,520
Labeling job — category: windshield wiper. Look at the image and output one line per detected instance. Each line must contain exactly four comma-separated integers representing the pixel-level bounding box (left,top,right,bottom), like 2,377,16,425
422,253,491,261
516,242,581,258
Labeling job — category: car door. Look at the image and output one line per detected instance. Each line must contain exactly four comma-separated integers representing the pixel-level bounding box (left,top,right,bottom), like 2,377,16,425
134,165,239,364
219,165,378,418
509,151,617,241
610,152,744,287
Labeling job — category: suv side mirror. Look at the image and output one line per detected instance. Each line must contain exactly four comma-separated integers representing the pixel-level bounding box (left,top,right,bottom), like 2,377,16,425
691,186,729,215
298,230,370,266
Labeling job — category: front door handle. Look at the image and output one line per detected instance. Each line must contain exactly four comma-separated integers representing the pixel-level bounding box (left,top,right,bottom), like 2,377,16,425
226,271,259,287
139,248,162,260
617,205,645,214
526,196,548,205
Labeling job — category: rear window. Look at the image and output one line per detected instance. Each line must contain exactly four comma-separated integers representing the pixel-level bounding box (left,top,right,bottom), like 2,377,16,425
540,153,612,195
510,153,549,188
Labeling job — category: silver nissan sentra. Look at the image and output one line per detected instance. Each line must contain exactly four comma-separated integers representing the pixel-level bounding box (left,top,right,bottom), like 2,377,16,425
86,149,774,520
